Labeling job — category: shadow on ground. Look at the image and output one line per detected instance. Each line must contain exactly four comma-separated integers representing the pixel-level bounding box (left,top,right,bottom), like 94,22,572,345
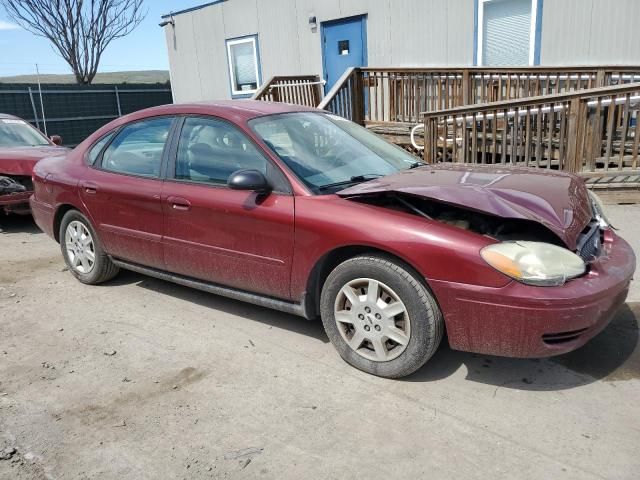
0,215,42,235
104,270,640,392
106,269,330,343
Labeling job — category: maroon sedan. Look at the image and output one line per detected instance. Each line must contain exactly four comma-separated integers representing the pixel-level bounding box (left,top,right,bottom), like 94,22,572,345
0,114,67,215
30,101,635,378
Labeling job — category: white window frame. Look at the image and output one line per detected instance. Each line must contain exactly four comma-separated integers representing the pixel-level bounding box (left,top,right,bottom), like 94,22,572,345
477,0,539,66
226,36,261,96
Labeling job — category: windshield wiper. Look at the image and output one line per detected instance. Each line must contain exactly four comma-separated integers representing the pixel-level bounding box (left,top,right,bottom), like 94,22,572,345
409,161,425,169
318,174,384,191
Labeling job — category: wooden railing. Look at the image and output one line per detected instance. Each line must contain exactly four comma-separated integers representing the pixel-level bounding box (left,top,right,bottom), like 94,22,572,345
317,68,363,122
252,75,324,107
420,83,640,174
319,67,640,126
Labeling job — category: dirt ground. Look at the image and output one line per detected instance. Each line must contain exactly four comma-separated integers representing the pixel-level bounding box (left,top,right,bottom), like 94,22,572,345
1,205,639,480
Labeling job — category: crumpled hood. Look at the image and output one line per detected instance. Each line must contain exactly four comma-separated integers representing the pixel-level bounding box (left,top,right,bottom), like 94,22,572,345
338,164,592,250
0,146,69,176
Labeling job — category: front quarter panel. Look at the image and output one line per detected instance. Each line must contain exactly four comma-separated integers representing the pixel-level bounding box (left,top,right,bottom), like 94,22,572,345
291,195,510,300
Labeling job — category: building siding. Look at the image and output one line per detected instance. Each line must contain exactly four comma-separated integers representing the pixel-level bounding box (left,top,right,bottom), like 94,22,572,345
164,0,640,102
256,0,302,76
164,14,203,102
539,0,640,65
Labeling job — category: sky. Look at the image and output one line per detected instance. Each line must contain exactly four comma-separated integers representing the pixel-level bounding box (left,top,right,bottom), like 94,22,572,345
0,1,205,76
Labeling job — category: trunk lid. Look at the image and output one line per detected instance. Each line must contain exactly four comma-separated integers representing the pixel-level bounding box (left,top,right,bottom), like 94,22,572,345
338,164,592,250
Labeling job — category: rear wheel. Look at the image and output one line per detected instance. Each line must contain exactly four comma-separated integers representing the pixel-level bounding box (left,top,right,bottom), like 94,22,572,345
59,210,119,285
320,255,443,378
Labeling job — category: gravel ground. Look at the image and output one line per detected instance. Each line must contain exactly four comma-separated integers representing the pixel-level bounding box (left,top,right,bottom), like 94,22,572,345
1,205,639,480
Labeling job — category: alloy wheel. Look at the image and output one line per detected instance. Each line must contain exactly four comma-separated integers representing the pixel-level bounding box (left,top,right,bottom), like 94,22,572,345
64,220,96,274
334,278,411,362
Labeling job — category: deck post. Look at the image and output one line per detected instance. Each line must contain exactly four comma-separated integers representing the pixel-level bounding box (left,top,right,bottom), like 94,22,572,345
423,116,433,164
574,100,588,173
352,69,365,125
313,75,323,106
462,69,470,106
565,98,581,173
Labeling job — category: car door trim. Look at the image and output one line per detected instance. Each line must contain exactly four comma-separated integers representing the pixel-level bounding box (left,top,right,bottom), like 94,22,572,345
101,223,163,243
163,235,285,265
111,258,310,319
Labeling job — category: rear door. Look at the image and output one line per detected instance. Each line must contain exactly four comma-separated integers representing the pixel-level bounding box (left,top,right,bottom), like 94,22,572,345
161,116,295,299
79,116,175,269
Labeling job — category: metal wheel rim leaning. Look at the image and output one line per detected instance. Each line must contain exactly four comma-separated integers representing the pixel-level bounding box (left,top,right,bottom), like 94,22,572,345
334,277,411,362
64,220,96,274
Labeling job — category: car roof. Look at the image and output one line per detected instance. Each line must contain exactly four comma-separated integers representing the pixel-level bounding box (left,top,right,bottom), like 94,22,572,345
0,113,21,120
123,100,321,124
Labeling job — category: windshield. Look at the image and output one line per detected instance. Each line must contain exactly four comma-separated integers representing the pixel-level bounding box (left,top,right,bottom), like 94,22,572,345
249,112,422,193
0,118,50,147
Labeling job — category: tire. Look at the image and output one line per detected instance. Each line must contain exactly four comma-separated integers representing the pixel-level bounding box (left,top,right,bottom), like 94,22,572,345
59,210,119,285
320,255,443,378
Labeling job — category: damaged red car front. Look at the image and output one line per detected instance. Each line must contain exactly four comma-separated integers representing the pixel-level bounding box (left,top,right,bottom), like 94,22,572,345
0,114,68,215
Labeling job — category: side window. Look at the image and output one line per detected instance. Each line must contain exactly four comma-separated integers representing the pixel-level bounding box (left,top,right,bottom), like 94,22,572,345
101,117,173,177
87,131,115,165
175,117,268,185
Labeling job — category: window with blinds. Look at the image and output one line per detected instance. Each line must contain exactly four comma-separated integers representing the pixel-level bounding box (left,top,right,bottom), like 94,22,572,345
226,36,260,96
481,0,532,66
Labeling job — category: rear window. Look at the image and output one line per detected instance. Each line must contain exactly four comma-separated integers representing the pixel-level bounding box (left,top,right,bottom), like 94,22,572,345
101,117,173,178
87,132,116,165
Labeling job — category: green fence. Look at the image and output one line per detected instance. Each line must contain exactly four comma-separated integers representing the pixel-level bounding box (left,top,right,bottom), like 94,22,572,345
0,83,172,146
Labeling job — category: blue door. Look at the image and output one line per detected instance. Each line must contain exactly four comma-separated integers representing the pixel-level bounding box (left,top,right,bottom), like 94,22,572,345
321,16,367,92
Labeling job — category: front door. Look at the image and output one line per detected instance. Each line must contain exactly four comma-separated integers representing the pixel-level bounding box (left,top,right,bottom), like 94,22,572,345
161,116,295,300
322,15,367,92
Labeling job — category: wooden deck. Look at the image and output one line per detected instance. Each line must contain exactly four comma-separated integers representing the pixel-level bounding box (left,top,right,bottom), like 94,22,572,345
587,176,640,204
421,83,640,175
252,75,323,107
255,67,640,196
318,66,640,123
585,174,640,189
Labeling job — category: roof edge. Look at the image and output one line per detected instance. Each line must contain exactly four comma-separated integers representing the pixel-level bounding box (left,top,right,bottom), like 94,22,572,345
161,0,226,19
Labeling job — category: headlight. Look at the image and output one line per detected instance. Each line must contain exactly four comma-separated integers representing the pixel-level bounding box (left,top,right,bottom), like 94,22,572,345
481,241,586,286
588,190,611,228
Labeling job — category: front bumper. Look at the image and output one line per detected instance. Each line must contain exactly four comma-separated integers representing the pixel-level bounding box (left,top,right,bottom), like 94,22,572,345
0,191,32,215
430,230,635,358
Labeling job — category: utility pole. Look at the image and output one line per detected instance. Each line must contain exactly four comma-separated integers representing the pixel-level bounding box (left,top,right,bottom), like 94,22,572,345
35,64,48,136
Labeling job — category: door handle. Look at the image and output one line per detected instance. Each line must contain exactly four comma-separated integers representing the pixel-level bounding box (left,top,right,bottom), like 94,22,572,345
80,181,98,194
167,196,191,211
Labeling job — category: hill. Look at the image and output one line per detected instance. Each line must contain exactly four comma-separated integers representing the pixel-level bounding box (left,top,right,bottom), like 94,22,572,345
0,70,170,84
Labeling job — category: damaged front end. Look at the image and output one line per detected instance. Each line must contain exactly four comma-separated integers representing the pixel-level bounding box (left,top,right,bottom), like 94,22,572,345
351,192,566,245
348,191,606,287
339,165,606,286
0,175,33,215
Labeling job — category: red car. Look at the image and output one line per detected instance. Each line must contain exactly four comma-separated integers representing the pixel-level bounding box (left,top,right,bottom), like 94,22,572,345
30,101,635,378
0,113,67,215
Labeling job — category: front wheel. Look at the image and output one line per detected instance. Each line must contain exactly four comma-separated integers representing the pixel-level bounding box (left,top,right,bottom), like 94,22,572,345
320,256,443,378
59,210,119,285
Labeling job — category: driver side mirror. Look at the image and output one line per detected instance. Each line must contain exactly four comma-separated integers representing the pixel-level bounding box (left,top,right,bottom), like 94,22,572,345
50,135,63,146
228,169,271,193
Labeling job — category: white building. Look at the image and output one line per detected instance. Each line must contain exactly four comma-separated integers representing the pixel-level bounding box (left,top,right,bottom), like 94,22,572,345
161,0,640,102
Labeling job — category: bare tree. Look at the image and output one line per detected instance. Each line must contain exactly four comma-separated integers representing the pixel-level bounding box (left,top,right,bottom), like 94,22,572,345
1,0,146,84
